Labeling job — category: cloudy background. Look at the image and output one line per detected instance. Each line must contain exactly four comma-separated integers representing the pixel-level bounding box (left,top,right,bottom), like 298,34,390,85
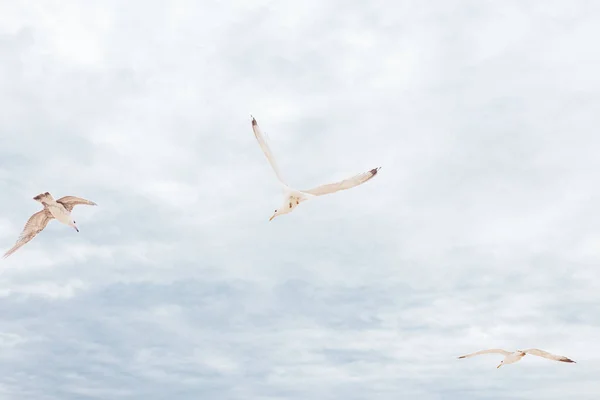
0,0,599,398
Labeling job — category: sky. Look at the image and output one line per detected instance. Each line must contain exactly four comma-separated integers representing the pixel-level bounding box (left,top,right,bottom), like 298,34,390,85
0,0,599,399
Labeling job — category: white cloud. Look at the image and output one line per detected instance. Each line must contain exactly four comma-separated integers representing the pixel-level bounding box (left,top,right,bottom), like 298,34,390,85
0,0,599,399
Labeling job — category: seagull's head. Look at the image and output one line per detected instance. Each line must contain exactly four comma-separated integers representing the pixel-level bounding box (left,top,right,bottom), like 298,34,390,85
269,208,289,221
69,219,79,233
269,209,280,221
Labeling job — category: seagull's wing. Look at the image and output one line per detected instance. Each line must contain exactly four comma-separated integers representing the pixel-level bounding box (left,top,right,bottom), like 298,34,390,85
251,116,287,185
523,349,575,363
458,349,511,359
3,210,54,258
302,167,380,196
56,196,97,212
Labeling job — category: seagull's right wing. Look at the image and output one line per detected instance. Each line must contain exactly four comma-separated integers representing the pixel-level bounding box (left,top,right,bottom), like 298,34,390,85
458,349,511,359
3,210,54,258
302,167,380,196
523,349,575,363
251,116,287,185
56,196,97,212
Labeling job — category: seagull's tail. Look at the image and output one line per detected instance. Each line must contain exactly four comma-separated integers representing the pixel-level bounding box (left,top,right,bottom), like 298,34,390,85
33,192,54,203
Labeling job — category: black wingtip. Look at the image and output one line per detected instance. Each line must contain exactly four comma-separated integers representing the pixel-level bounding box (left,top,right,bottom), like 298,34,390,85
370,167,381,175
562,358,576,363
251,115,257,126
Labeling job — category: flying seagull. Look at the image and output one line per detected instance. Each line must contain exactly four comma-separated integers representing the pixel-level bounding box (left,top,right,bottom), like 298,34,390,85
251,116,380,221
458,348,576,368
3,192,97,258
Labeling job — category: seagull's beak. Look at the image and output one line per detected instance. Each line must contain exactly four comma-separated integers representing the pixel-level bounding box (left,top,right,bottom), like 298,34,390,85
74,226,79,233
269,214,275,221
496,364,502,369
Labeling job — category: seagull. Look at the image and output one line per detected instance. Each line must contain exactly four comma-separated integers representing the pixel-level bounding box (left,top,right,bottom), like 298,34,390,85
458,348,576,368
251,116,380,221
3,192,97,258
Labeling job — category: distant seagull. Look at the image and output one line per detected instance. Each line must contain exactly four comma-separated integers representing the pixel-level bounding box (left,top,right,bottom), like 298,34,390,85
458,348,576,368
3,192,97,258
251,116,380,221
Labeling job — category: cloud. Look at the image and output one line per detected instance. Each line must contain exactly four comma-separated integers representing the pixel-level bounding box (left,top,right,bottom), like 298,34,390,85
0,0,599,399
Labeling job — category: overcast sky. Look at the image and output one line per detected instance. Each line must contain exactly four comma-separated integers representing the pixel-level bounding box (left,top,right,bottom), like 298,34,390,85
1,1,599,399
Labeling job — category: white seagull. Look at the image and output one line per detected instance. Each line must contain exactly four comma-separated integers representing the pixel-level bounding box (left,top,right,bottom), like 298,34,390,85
3,192,97,258
251,116,380,221
458,348,576,368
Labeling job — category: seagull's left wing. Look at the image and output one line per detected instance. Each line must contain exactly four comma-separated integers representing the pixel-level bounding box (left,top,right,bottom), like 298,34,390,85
3,210,53,258
251,116,287,185
457,349,511,359
302,167,380,196
523,349,575,363
56,196,97,212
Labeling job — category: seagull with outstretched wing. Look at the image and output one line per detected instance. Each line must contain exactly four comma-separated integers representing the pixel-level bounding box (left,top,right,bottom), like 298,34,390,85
3,192,97,258
458,348,576,368
251,116,380,221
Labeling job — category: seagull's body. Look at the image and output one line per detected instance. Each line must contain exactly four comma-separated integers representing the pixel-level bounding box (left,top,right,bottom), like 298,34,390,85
251,116,380,221
3,192,97,258
458,348,576,368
